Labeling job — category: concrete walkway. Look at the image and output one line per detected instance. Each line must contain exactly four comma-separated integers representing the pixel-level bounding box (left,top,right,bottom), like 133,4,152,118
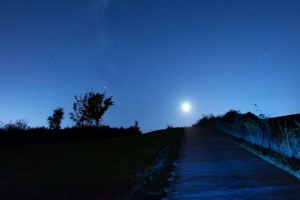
167,127,300,199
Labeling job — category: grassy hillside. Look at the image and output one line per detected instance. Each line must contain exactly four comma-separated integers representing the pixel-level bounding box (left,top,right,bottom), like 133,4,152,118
0,128,184,200
194,111,300,178
268,113,300,131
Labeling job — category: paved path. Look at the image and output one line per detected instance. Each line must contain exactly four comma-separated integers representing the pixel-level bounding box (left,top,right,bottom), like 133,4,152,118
167,127,300,199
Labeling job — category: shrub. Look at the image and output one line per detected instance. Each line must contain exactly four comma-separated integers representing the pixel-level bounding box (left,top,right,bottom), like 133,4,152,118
3,119,30,131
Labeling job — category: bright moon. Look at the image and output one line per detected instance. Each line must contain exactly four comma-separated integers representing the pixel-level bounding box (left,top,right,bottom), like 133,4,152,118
182,103,191,112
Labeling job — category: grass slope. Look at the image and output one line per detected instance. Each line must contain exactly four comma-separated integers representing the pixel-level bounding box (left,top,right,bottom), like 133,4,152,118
200,113,300,179
206,126,300,179
268,113,300,132
0,128,184,200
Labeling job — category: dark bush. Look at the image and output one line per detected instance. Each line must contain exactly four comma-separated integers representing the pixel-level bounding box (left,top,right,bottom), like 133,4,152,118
4,119,30,131
241,112,259,121
193,110,261,128
0,124,142,146
221,109,240,123
192,114,216,127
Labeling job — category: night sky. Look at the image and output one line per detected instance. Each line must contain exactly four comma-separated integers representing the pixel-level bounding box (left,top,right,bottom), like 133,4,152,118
1,0,300,133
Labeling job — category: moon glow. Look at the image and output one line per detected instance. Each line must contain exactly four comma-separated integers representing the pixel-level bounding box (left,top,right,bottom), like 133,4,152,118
182,103,191,112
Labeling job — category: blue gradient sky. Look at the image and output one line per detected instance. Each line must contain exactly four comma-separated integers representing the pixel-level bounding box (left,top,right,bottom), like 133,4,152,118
1,0,299,132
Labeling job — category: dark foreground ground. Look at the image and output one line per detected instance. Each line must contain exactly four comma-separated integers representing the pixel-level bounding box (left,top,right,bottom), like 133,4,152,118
0,128,183,200
167,127,300,199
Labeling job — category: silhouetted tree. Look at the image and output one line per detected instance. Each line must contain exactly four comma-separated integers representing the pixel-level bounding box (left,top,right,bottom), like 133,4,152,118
69,90,114,127
127,120,142,134
133,120,140,132
47,107,64,130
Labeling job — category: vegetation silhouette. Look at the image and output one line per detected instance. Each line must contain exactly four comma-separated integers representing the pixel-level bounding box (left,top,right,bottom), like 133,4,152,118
0,121,142,146
0,90,142,146
69,90,114,127
2,119,30,131
47,107,64,131
193,107,300,164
